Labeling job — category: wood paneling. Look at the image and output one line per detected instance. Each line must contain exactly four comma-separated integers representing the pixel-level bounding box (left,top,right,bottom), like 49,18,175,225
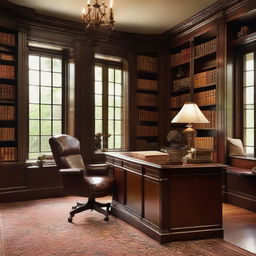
113,167,125,204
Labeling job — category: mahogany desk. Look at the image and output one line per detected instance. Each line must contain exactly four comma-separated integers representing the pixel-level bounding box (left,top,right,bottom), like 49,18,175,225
105,152,224,243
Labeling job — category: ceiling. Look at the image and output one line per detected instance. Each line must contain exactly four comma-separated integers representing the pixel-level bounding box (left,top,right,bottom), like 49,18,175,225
8,0,219,34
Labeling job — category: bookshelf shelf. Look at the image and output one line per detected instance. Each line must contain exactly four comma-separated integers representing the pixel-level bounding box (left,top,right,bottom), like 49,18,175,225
0,27,17,162
193,50,216,60
170,60,190,68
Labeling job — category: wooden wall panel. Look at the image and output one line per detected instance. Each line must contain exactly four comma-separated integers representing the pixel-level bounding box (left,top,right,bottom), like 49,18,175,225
113,167,125,204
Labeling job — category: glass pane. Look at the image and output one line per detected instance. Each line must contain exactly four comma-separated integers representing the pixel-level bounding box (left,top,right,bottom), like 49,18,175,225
29,70,39,85
108,135,114,149
29,55,39,70
53,105,62,119
115,135,121,148
29,86,39,103
244,86,254,105
115,121,121,134
41,87,52,104
95,66,102,81
115,83,122,96
108,68,114,82
95,106,102,119
95,81,102,94
53,58,62,72
29,104,39,119
41,57,51,71
41,71,51,86
53,73,62,87
109,96,114,107
29,136,39,152
41,105,51,119
108,107,114,119
29,120,39,135
41,136,51,151
29,153,39,160
95,94,102,106
244,53,254,71
244,71,254,86
244,128,254,146
53,88,62,104
244,109,254,128
115,107,122,120
53,121,62,134
95,120,102,133
245,146,254,155
108,82,114,95
115,70,122,83
108,120,114,134
115,96,122,107
41,120,51,135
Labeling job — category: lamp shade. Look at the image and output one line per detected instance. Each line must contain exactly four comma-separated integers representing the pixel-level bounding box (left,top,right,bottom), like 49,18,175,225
171,102,209,124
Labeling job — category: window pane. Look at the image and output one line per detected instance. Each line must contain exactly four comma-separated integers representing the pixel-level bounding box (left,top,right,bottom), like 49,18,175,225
41,120,51,135
53,73,62,87
41,105,51,119
115,107,122,120
244,53,254,71
53,88,62,104
41,87,52,104
29,120,39,135
29,136,39,152
108,135,114,149
244,109,254,128
108,120,114,134
108,107,114,119
53,59,62,72
109,82,114,95
108,68,114,82
95,94,102,106
244,86,254,105
115,135,121,148
41,57,51,71
53,121,62,134
29,70,39,85
95,81,102,94
41,136,51,151
109,96,114,107
115,96,122,107
29,104,39,119
95,106,102,119
29,153,39,159
53,105,62,119
244,128,254,146
95,120,102,133
115,70,122,83
41,71,51,86
29,55,39,70
244,71,254,86
115,83,122,96
115,121,121,134
245,146,254,155
95,66,102,81
29,86,39,103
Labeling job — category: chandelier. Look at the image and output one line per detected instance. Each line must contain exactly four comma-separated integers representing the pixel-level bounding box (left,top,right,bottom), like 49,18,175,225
82,0,115,35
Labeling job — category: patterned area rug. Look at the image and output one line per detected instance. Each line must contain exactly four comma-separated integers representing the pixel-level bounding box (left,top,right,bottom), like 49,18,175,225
0,197,254,256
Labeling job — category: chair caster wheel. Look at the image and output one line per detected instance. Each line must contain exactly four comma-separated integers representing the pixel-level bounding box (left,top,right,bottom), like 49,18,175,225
104,216,109,221
68,216,73,223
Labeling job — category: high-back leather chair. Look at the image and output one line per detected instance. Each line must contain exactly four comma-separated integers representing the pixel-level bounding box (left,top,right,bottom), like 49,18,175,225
49,134,114,222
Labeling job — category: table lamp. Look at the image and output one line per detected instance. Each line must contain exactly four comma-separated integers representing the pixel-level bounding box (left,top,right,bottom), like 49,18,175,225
171,102,209,159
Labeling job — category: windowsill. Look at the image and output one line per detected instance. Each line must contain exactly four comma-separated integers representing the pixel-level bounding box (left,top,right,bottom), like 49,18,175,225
229,155,256,161
26,159,56,168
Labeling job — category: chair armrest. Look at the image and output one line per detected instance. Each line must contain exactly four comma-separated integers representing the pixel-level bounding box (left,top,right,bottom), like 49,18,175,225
59,168,84,174
85,164,110,176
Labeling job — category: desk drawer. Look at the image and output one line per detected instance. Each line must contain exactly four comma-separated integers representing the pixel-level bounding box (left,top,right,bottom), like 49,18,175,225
123,161,142,174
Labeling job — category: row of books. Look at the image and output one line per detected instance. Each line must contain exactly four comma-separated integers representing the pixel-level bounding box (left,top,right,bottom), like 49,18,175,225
0,64,15,79
0,84,15,99
0,105,15,120
137,79,158,91
170,93,190,108
194,89,216,106
0,53,14,61
170,48,191,67
0,127,15,140
194,69,216,88
0,147,17,161
170,110,179,119
194,137,215,150
194,38,216,57
137,55,157,73
173,77,190,91
136,139,158,151
193,110,216,128
138,109,158,121
137,93,158,107
137,125,158,136
0,32,15,46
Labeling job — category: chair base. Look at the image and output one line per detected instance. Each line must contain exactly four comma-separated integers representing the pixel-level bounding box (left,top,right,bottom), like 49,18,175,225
68,198,111,222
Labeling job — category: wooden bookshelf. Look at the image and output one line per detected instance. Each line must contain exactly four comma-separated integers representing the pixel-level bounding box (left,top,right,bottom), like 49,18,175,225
0,27,17,162
136,54,159,150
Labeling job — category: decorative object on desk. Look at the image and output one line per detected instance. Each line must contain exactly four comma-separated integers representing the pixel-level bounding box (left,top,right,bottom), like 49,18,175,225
237,26,250,38
95,132,102,151
82,0,115,39
37,154,46,167
166,130,182,149
171,102,209,160
227,137,246,156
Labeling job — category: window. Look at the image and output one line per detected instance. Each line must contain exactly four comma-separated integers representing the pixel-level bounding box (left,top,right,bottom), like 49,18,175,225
28,52,63,159
242,52,255,155
94,61,124,151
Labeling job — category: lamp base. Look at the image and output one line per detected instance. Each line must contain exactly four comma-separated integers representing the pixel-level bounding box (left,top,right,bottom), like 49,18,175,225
182,124,197,157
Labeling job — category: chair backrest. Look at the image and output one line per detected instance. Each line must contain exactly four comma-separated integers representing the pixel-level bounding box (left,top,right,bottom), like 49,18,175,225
49,134,85,169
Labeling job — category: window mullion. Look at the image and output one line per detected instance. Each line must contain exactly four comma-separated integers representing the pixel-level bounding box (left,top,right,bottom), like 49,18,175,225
254,51,256,157
102,65,108,149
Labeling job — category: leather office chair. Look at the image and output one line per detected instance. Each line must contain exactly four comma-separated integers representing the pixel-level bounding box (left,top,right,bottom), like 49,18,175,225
49,134,114,222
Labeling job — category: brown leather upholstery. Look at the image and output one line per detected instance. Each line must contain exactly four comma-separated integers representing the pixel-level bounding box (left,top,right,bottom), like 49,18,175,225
49,134,114,221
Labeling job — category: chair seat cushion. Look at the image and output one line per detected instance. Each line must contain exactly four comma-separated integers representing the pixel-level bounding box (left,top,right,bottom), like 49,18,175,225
84,176,114,195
